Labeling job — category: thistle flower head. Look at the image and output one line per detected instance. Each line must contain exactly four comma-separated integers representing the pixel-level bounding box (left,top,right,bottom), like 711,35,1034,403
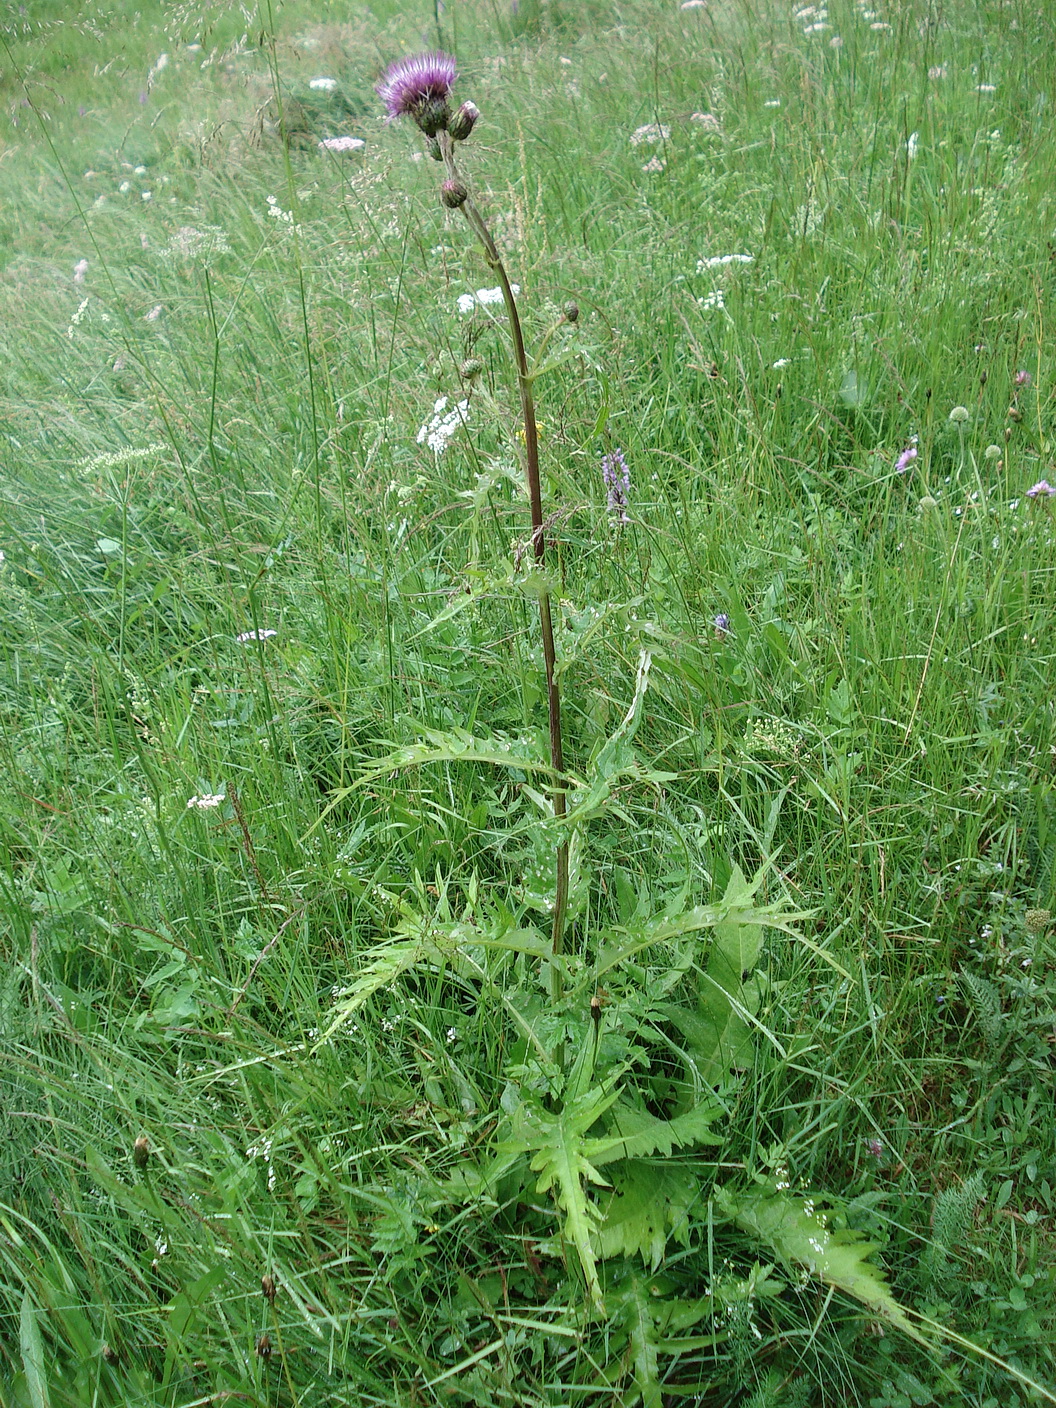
377,51,457,136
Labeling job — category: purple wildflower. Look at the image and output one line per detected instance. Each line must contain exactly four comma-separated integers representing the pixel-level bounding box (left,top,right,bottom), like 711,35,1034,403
865,1138,884,1161
1014,369,1032,388
895,437,918,473
601,448,631,524
1026,480,1056,499
377,51,457,136
713,613,731,636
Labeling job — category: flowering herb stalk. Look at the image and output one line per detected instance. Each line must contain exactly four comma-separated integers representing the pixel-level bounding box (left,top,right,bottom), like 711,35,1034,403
378,52,570,971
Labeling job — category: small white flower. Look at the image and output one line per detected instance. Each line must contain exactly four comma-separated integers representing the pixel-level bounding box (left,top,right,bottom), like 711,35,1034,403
187,793,225,809
906,131,919,159
690,111,722,131
73,258,89,283
134,165,148,174
446,1027,457,1043
145,304,163,321
641,155,665,173
681,0,707,8
870,21,891,30
318,135,365,154
629,122,670,147
310,77,338,91
976,83,997,93
119,180,131,193
773,358,791,368
141,190,152,201
697,289,725,310
764,99,781,107
236,628,278,643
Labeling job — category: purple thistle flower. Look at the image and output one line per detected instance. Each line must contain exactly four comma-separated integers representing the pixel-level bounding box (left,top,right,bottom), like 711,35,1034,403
377,51,457,136
601,448,631,524
1026,479,1056,499
713,612,731,637
1014,369,1032,388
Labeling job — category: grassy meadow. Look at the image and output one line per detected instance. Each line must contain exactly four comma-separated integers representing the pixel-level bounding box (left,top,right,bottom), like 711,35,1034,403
2,0,1056,1403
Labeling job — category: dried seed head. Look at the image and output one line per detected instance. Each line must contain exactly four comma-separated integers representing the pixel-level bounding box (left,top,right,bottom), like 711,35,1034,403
262,1273,277,1304
1026,908,1051,934
256,1333,272,1360
440,179,468,209
133,1136,150,1169
459,356,484,381
564,301,579,324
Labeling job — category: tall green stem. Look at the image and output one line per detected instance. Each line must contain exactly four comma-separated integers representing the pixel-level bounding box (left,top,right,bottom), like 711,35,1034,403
438,133,569,972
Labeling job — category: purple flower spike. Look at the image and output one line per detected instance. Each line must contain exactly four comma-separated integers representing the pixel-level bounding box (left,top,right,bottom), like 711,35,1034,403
377,51,457,136
601,448,631,524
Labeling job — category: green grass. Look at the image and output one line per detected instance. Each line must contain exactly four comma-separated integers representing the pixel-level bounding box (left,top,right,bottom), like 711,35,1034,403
2,0,1056,1403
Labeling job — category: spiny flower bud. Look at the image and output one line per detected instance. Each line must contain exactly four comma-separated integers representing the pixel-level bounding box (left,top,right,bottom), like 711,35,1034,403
133,1135,150,1169
440,179,468,209
459,356,484,381
426,136,443,161
564,301,579,323
449,101,479,141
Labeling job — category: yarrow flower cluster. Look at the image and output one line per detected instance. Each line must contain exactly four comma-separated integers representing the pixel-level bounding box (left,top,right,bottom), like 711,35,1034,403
601,448,631,524
187,793,224,809
318,136,365,154
417,396,470,455
629,122,670,147
697,253,753,270
309,77,337,91
457,284,519,315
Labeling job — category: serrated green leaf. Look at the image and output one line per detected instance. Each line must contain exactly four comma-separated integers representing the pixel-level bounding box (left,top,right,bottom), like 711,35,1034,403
594,1162,703,1268
716,1187,929,1346
591,1101,723,1167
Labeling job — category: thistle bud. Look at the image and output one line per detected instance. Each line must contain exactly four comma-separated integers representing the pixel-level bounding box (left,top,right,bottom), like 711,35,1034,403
449,101,479,141
564,301,579,324
440,179,468,209
133,1135,150,1169
426,136,443,161
459,356,484,382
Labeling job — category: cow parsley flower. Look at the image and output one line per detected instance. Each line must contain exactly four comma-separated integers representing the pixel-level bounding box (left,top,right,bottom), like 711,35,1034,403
310,77,338,91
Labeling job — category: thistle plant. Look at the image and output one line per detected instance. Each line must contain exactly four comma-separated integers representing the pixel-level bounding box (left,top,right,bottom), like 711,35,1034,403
378,51,570,967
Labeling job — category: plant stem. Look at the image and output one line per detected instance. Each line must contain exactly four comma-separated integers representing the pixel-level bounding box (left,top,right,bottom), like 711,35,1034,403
439,133,569,974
